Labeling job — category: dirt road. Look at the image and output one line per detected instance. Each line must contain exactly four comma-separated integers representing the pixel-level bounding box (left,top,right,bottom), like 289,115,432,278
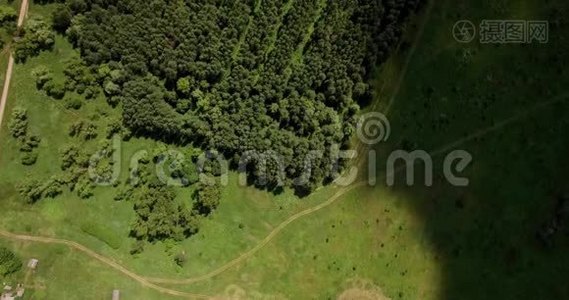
0,0,29,135
0,92,565,295
0,230,211,299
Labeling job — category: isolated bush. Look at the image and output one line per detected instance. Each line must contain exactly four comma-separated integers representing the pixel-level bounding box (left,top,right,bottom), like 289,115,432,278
174,252,187,267
8,107,28,139
67,120,97,140
45,81,66,99
31,66,53,89
20,152,38,165
82,123,98,140
64,96,82,110
19,135,41,153
68,120,84,137
26,134,41,147
192,183,221,216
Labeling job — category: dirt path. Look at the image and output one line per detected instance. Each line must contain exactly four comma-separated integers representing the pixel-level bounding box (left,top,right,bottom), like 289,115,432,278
353,0,435,167
145,182,366,284
0,0,29,135
1,0,566,296
0,183,364,295
0,230,210,299
148,90,569,285
0,91,565,295
429,92,569,157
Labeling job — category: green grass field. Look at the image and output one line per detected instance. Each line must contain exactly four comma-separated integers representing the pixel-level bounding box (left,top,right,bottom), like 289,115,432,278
0,0,568,299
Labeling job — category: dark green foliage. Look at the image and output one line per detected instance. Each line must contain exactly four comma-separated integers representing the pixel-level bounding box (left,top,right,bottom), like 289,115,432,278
106,118,123,138
69,120,98,140
19,135,41,152
130,183,199,242
16,175,65,203
121,75,182,138
9,107,41,165
63,58,98,94
8,107,28,139
52,4,72,33
61,0,421,193
68,120,84,137
42,176,64,198
84,85,100,99
59,144,88,170
43,80,66,99
64,96,83,110
17,179,44,204
67,0,87,14
174,252,187,267
32,66,53,89
13,17,55,62
114,186,134,201
82,122,98,140
129,240,145,255
0,246,21,277
75,177,94,199
192,182,221,216
0,5,17,26
20,151,38,165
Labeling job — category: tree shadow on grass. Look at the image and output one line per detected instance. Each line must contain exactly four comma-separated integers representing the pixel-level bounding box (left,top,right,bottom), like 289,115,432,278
366,0,569,298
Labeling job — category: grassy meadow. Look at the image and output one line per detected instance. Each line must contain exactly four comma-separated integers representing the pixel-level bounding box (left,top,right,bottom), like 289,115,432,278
0,0,568,299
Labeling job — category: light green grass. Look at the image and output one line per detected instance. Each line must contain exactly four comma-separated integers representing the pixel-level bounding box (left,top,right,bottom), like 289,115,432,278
0,240,179,300
1,0,568,299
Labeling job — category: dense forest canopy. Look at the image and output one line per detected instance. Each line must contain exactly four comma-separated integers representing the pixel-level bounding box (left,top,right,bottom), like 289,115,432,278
51,0,421,193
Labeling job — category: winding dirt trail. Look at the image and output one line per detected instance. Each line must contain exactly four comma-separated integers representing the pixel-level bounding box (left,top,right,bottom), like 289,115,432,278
0,91,566,295
0,0,29,135
0,230,211,299
144,182,366,284
1,0,567,297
